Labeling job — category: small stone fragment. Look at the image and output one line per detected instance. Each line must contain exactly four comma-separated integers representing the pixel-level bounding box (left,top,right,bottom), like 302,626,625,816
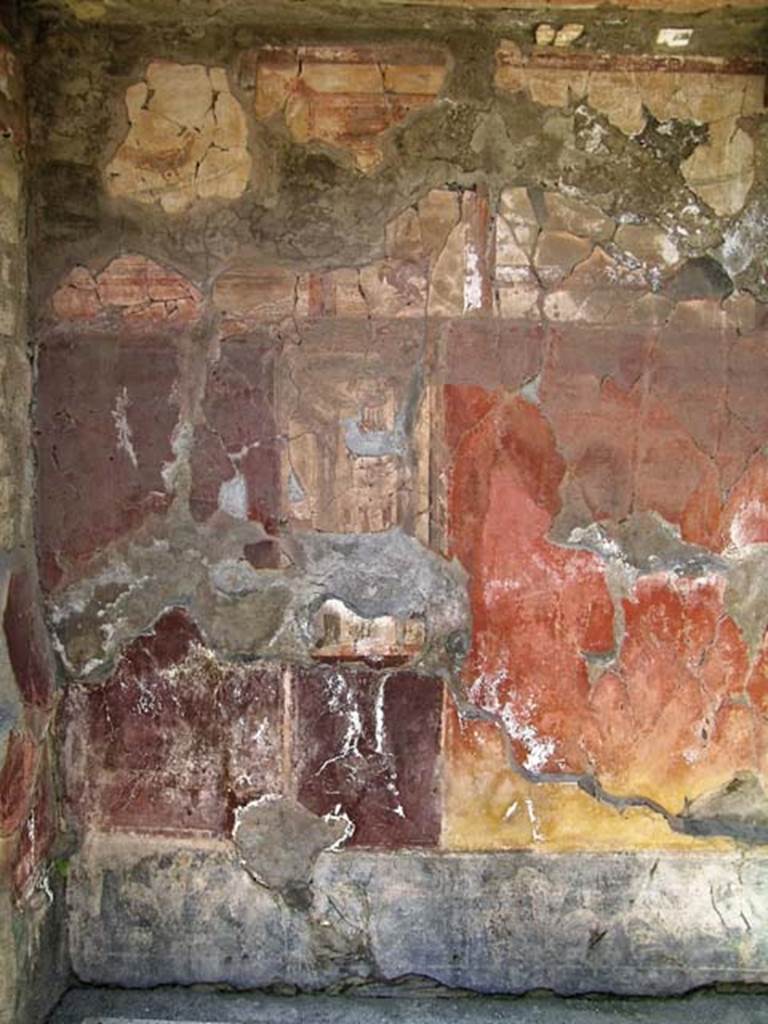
311,597,425,665
656,28,693,48
534,231,593,285
535,24,556,46
554,24,584,47
614,223,680,269
542,193,614,241
665,256,732,303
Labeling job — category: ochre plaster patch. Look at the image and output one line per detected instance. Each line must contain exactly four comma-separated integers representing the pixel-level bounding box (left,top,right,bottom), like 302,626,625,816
106,62,251,213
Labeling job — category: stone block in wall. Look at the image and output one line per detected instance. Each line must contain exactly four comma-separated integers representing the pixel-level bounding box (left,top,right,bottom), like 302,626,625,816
68,833,768,994
36,325,180,591
291,665,443,847
106,62,251,213
242,45,448,172
63,608,284,836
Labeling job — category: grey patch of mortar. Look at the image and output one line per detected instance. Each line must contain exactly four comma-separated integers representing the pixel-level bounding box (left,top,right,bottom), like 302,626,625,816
665,256,733,302
719,199,768,279
560,514,768,660
519,373,541,406
343,409,407,459
287,529,470,669
288,470,306,504
565,512,726,578
209,558,263,596
49,525,468,677
683,772,768,845
724,547,768,658
233,796,352,910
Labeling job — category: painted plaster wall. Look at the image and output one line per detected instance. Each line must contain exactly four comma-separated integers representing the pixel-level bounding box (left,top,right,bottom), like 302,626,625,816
0,20,68,1024
11,0,768,999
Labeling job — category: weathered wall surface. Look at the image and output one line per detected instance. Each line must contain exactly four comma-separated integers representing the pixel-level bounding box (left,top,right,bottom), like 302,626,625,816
0,19,68,1024
24,0,768,995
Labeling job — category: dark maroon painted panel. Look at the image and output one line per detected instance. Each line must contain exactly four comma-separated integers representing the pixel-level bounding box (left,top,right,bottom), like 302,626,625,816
293,665,443,848
63,609,284,835
36,332,179,591
189,338,279,530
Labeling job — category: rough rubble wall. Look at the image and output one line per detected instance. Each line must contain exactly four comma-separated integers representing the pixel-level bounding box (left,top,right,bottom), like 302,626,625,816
24,2,768,994
0,21,68,1024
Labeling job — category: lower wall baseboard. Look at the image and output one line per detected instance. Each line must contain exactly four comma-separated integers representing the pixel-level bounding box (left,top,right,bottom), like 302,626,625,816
68,833,768,996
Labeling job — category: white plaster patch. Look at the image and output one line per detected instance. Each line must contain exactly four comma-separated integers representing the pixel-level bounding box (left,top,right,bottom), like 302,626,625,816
463,242,483,312
374,676,387,754
323,805,356,850
210,557,262,595
730,500,768,550
218,470,248,520
316,671,364,775
484,578,522,599
112,387,138,469
656,28,693,48
720,205,768,277
525,798,544,842
470,669,557,773
161,420,193,493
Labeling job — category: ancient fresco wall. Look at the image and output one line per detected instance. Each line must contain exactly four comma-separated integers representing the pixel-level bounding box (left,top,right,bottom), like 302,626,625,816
0,26,68,1024
23,0,768,994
